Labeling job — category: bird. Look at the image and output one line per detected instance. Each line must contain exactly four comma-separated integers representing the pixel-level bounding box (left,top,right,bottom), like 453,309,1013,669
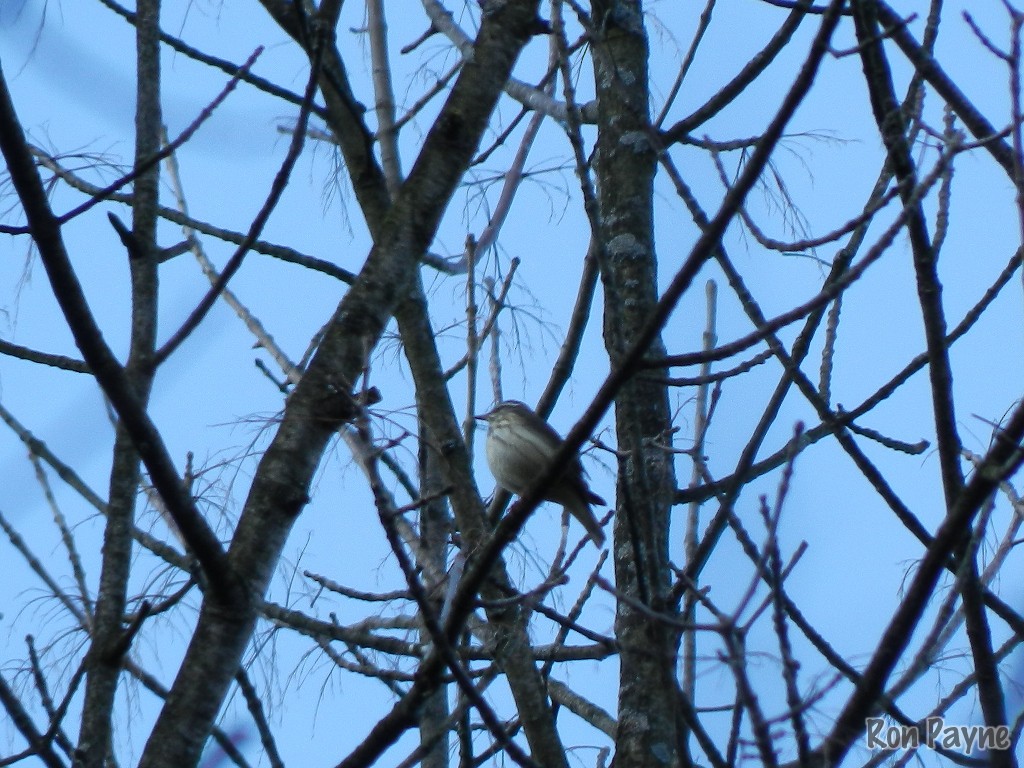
476,400,606,547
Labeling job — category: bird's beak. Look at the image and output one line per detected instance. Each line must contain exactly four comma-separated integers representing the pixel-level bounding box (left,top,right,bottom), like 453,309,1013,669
474,413,488,422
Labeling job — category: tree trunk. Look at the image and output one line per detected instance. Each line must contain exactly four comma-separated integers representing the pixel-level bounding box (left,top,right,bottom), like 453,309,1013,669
590,2,682,766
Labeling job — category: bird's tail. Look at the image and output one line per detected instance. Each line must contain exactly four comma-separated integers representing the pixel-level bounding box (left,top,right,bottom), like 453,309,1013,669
566,496,606,547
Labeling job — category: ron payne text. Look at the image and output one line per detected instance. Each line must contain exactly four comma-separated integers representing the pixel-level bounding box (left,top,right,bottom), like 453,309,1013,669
865,717,1012,755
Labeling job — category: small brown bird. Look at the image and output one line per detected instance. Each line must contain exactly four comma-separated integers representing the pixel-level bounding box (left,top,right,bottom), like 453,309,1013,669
476,400,606,546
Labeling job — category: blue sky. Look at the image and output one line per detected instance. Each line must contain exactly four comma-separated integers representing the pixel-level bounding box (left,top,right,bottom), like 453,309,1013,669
2,1,1024,765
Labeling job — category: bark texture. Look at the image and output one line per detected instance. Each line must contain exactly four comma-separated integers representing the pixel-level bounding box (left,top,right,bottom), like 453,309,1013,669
590,2,681,766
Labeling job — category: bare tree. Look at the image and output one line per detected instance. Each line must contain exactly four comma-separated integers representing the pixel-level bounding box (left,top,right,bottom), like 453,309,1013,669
2,2,1023,767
